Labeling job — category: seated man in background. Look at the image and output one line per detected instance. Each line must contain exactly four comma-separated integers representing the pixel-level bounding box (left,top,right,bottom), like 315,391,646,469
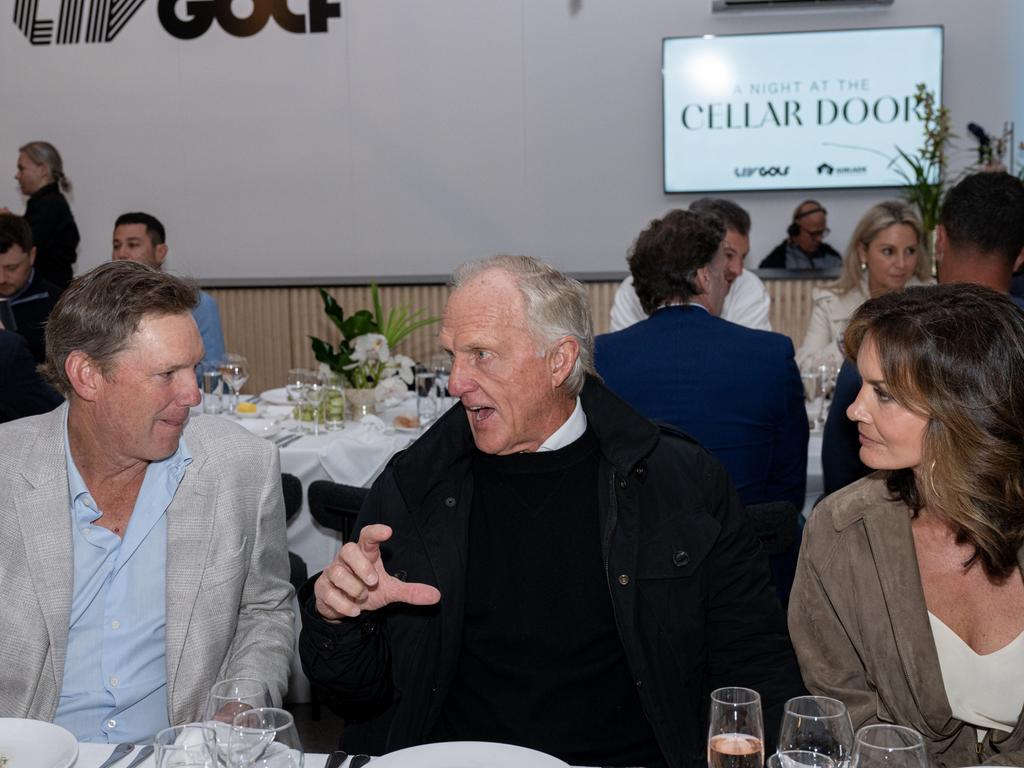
759,200,842,270
113,212,226,370
610,198,772,331
0,212,60,362
0,328,63,422
822,171,1024,496
596,210,808,603
301,255,804,768
0,262,293,742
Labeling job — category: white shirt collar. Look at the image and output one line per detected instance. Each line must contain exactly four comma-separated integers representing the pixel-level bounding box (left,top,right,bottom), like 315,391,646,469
536,396,587,452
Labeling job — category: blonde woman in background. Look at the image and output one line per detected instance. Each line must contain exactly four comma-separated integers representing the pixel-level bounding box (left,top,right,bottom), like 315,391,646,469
796,201,929,370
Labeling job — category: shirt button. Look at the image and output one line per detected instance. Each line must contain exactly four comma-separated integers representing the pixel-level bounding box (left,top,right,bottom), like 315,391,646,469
111,620,120,630
618,574,630,586
110,676,119,687
106,719,117,728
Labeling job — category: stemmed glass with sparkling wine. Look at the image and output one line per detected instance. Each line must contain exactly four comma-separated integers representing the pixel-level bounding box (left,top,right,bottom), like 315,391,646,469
227,707,304,768
220,354,250,413
849,725,927,768
708,686,765,768
776,696,854,768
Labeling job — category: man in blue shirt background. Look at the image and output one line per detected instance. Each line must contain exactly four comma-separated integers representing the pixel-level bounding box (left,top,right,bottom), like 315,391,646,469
112,211,226,373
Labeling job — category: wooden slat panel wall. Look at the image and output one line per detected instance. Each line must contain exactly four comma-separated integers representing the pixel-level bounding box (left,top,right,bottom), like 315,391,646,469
208,278,826,394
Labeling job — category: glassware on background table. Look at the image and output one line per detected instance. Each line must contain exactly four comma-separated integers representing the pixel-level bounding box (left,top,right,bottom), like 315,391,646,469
154,722,217,768
228,707,304,768
850,724,927,768
285,368,308,422
708,686,765,768
323,374,346,431
201,363,223,415
430,353,451,399
415,364,438,426
767,751,837,768
303,370,327,436
204,677,272,723
220,354,250,413
801,368,826,431
777,696,855,768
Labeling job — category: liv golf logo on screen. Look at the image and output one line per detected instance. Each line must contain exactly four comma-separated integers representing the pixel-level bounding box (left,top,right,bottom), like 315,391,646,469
13,0,341,44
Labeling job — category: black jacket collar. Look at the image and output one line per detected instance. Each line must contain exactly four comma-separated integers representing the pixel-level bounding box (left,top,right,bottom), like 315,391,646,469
386,375,660,510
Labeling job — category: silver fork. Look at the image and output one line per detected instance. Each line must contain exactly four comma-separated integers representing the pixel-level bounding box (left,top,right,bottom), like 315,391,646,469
95,743,135,768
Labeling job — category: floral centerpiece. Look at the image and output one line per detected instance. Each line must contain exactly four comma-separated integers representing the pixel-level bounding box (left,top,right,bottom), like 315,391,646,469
311,284,437,407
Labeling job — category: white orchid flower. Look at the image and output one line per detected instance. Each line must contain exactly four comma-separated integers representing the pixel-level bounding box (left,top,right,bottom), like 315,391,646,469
376,375,408,401
392,354,416,385
350,333,390,362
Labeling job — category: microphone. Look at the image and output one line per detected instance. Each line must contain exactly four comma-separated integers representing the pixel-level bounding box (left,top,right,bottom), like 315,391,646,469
967,122,991,146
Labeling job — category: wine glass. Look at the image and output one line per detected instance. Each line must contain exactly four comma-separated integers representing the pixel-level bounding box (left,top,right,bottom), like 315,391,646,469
220,354,250,413
768,753,837,768
303,370,326,436
204,677,272,757
154,722,218,768
285,368,309,423
708,686,765,768
778,696,855,768
850,724,927,768
227,707,304,768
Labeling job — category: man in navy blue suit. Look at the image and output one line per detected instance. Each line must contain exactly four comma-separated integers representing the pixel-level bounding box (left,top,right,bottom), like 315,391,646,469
595,206,808,601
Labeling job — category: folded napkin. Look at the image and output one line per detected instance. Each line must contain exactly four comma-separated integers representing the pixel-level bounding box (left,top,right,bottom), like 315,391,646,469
318,420,415,487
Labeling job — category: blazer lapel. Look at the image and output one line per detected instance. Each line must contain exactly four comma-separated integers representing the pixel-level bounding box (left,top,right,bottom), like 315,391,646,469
862,503,958,735
16,404,74,710
164,449,218,723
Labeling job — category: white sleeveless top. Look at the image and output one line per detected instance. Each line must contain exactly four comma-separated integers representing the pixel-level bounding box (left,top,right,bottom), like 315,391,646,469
929,612,1024,734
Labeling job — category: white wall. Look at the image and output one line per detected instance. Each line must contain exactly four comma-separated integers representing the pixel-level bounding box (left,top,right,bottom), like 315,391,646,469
1,0,1021,283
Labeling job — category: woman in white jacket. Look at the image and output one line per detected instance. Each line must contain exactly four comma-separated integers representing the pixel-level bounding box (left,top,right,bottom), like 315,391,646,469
797,201,930,370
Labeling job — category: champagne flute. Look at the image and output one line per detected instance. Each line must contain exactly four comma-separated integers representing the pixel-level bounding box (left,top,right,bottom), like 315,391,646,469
154,722,217,768
778,696,855,768
850,725,927,768
220,354,250,413
708,686,765,768
227,707,304,768
285,368,309,425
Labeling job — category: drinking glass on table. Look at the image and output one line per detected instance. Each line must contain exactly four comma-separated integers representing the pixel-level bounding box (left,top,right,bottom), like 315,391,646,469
220,354,250,413
154,722,217,768
227,707,304,768
849,725,927,768
205,678,272,762
777,696,854,768
201,363,223,415
323,373,346,431
708,686,765,768
303,369,327,436
430,353,451,400
415,364,438,426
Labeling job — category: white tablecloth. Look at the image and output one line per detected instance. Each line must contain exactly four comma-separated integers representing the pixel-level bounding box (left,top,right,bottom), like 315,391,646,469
76,741,332,767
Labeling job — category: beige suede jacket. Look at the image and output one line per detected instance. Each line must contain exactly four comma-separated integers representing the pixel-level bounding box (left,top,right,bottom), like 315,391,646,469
789,475,1024,767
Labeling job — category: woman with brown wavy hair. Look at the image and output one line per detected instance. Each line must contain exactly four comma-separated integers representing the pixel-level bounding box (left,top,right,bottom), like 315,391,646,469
789,283,1024,766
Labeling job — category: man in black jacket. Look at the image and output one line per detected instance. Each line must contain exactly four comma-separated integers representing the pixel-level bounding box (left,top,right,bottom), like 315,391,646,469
300,255,804,767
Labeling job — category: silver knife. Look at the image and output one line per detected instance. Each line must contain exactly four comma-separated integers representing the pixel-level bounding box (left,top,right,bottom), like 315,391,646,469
96,743,135,768
123,744,154,768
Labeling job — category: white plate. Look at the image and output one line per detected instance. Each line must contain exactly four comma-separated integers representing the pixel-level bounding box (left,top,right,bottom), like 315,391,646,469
260,387,294,406
0,718,78,768
237,418,282,439
370,741,569,768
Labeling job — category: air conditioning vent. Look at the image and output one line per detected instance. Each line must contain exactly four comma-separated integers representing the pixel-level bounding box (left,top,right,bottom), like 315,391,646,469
712,0,893,12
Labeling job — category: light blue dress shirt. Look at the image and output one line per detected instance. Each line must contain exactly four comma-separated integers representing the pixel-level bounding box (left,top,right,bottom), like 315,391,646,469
54,419,192,743
193,290,226,370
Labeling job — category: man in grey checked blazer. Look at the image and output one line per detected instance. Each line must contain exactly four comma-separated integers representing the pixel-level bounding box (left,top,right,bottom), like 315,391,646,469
0,262,293,739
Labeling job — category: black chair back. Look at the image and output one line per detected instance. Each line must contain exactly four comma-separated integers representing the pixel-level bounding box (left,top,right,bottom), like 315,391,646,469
308,480,369,543
282,472,303,523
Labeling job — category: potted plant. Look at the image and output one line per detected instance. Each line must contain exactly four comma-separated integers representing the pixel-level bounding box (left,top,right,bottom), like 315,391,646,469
311,284,437,415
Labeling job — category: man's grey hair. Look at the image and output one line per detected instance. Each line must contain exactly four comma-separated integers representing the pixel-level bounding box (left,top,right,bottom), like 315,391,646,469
451,255,595,397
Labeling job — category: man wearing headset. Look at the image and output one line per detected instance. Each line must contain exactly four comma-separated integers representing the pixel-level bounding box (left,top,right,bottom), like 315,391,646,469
758,200,842,270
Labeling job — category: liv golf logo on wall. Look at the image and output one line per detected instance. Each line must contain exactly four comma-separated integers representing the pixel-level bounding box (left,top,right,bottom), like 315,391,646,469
13,0,341,44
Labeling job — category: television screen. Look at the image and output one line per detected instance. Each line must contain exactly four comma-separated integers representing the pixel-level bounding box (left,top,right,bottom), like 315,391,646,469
663,26,943,193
